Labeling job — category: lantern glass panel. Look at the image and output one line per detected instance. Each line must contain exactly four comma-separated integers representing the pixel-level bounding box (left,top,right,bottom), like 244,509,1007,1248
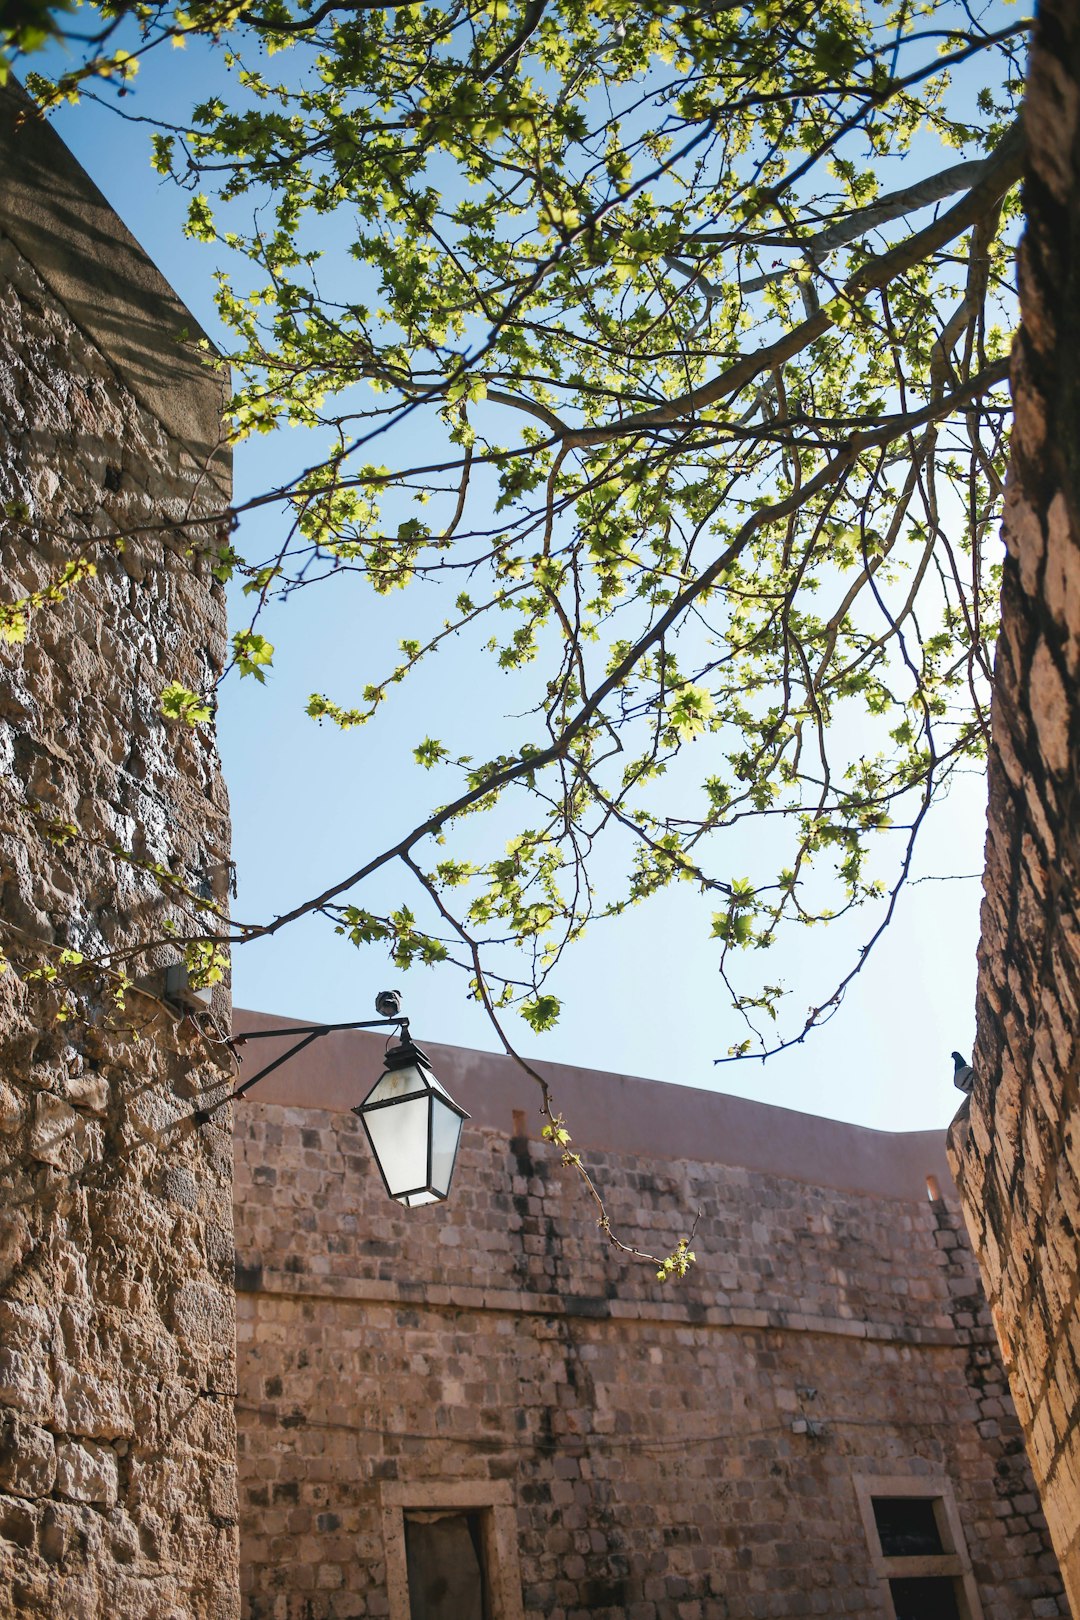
362,1091,430,1198
430,1096,465,1197
363,1062,429,1107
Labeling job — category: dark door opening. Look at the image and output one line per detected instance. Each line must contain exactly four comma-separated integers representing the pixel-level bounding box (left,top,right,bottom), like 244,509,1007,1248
404,1508,491,1620
888,1575,963,1620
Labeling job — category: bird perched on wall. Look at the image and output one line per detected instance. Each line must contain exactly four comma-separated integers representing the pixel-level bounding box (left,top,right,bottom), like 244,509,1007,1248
952,1051,975,1094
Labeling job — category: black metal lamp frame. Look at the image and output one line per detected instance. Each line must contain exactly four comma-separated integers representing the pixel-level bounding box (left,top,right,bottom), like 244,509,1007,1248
193,1015,410,1125
354,1039,470,1205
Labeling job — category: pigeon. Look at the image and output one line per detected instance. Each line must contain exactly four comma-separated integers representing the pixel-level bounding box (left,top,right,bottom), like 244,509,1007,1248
952,1050,975,1094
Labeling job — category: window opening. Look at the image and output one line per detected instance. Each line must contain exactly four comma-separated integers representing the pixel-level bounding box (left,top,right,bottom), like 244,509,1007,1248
381,1479,524,1620
872,1497,945,1559
853,1475,983,1620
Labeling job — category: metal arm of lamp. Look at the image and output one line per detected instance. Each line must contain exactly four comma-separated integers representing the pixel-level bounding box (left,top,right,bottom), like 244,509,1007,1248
192,991,470,1207
192,1014,409,1125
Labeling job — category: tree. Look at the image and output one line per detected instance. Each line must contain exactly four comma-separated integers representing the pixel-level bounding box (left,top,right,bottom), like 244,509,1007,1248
4,1,1026,1235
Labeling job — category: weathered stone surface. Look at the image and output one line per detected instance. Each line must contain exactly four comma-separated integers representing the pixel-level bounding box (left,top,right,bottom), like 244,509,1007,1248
0,1348,52,1426
235,1069,1066,1619
0,1081,23,1133
0,1412,55,1500
27,1092,78,1167
65,1072,110,1116
948,2,1080,1612
55,1441,118,1507
0,98,238,1620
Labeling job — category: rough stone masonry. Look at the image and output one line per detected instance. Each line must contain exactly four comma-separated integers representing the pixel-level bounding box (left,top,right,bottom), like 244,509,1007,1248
233,1018,1066,1620
0,84,239,1619
947,0,1080,1610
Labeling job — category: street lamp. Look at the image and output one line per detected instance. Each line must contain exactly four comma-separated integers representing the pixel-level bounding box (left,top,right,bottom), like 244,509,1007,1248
355,1034,468,1207
193,992,469,1207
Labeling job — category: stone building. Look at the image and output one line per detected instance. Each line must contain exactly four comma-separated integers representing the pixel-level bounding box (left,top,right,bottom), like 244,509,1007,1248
232,1011,1065,1619
0,83,239,1618
946,0,1080,1609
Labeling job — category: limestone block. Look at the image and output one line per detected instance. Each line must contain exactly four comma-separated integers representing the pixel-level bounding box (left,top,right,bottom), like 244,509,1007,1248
0,1347,54,1424
105,1504,141,1565
28,1091,78,1166
0,1489,38,1558
0,1079,24,1132
0,1196,32,1291
65,1071,109,1115
157,1163,198,1210
55,1440,119,1507
1043,492,1080,671
54,1362,133,1441
1029,643,1070,779
0,1411,56,1499
124,1084,184,1144
170,1280,233,1362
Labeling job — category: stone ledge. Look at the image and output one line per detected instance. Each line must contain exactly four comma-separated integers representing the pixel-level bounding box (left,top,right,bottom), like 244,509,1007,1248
233,1008,959,1202
241,1266,995,1348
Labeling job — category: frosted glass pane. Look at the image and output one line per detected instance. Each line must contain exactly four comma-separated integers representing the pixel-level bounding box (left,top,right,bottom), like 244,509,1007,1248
363,1062,429,1107
430,1098,464,1197
362,1093,429,1196
400,1189,440,1207
426,1071,458,1104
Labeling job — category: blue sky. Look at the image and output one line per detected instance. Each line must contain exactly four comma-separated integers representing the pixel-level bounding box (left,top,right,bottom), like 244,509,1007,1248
41,41,992,1134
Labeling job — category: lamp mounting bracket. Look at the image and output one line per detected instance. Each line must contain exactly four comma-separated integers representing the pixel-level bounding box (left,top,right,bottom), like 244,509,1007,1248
193,1014,408,1125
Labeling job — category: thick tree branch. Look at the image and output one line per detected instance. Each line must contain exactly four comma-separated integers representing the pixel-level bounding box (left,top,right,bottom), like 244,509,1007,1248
733,117,1022,290
567,124,1022,449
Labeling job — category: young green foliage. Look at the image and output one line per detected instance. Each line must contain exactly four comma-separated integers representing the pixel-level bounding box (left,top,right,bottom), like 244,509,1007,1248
17,0,1024,1067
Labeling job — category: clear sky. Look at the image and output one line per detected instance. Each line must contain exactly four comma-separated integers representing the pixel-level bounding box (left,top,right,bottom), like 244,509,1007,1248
41,45,991,1136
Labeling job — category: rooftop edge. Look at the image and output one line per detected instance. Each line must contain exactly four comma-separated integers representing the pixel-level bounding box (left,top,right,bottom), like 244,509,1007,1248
233,1007,956,1204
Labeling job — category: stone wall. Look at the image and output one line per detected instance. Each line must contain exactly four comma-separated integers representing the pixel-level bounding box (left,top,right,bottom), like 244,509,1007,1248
946,1,1080,1610
0,86,238,1618
234,1022,1065,1619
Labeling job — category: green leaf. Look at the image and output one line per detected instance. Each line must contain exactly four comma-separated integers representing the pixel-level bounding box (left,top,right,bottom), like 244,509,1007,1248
232,630,275,682
520,994,562,1032
160,682,212,726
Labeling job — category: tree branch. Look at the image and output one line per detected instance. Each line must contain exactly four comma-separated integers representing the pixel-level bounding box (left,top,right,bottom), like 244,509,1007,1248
227,357,1007,944
732,117,1021,290
567,124,1022,449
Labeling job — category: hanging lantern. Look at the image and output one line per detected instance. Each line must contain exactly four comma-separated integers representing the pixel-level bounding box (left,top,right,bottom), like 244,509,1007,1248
354,1037,469,1207
195,991,468,1210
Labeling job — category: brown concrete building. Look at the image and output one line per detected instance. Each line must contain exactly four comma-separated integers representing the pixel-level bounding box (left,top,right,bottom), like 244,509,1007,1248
233,1012,1066,1619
